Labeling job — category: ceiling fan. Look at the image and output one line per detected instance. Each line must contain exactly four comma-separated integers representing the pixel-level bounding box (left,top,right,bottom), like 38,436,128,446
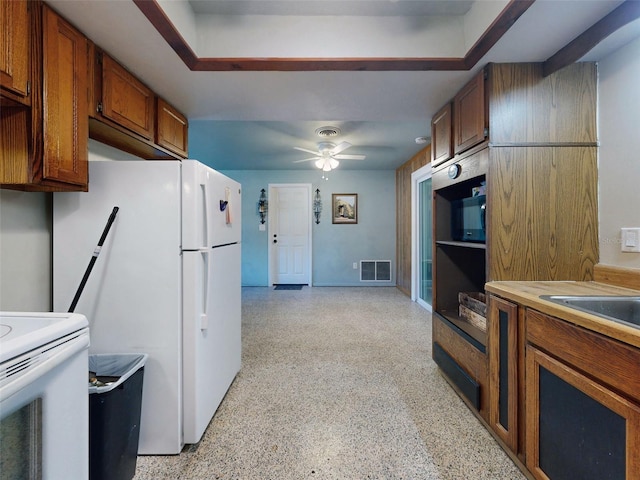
293,141,366,171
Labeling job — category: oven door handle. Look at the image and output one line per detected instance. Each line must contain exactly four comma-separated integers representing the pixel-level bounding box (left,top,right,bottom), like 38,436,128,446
0,332,89,402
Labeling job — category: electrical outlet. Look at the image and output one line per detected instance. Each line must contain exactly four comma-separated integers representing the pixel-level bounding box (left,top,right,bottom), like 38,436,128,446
353,262,358,269
621,228,640,252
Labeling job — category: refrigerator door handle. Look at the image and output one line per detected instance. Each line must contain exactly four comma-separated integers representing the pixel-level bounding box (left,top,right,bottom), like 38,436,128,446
201,174,211,249
200,250,209,331
183,160,213,250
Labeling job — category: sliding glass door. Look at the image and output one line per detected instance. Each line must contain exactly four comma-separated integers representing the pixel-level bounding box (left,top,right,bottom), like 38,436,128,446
412,165,433,310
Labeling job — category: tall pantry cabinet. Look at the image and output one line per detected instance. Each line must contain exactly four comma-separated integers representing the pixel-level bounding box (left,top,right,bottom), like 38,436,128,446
430,63,598,435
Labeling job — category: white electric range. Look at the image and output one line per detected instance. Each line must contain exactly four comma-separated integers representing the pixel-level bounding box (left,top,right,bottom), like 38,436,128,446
0,312,89,479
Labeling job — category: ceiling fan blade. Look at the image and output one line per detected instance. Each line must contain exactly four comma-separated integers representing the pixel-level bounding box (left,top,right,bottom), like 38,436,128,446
293,157,321,163
293,146,321,156
334,154,366,160
330,141,352,155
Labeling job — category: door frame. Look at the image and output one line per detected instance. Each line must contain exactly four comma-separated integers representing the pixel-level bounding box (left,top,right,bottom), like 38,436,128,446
411,163,432,311
267,183,313,287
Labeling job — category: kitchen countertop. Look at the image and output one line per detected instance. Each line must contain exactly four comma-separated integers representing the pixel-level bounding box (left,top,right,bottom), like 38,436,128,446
485,281,640,349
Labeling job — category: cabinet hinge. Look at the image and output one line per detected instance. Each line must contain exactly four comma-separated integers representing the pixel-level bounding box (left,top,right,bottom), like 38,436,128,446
484,127,489,137
97,102,103,114
27,81,31,96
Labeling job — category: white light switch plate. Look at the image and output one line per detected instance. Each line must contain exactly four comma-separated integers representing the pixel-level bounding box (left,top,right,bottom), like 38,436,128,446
621,228,640,252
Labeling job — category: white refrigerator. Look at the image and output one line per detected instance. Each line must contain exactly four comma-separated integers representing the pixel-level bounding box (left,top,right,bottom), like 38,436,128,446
53,160,241,454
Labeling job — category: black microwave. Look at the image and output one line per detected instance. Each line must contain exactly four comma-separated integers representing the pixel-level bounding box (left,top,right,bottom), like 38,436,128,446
451,194,486,242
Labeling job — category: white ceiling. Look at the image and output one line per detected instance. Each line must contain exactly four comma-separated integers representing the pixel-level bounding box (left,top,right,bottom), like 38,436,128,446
188,0,475,16
47,0,640,171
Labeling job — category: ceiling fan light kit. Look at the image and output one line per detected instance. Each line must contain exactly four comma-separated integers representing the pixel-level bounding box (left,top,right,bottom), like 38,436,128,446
315,158,339,171
293,141,366,172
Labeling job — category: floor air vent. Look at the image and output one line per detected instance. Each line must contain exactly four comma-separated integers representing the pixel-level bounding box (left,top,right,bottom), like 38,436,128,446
360,260,391,282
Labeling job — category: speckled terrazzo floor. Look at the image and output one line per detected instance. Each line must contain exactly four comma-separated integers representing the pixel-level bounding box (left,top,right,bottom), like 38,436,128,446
133,287,526,480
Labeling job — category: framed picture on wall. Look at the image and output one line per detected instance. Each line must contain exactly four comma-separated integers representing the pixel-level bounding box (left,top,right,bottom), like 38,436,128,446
332,193,358,224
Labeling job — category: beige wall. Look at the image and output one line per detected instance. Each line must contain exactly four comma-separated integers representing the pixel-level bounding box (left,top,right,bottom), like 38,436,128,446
0,141,140,312
0,190,51,311
598,35,640,268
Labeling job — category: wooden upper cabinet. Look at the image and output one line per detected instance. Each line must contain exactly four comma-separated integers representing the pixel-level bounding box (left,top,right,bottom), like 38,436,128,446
41,4,88,187
1,2,88,191
156,97,188,158
431,102,453,167
90,50,187,159
0,0,30,102
489,63,598,144
453,70,487,155
100,53,154,140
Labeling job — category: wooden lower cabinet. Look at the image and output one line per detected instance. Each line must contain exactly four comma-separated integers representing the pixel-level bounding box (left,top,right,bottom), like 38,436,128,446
487,295,519,453
481,297,640,479
525,310,640,480
525,346,640,480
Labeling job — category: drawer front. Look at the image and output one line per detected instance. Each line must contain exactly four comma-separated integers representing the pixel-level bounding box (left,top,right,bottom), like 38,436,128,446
433,313,488,418
526,309,640,403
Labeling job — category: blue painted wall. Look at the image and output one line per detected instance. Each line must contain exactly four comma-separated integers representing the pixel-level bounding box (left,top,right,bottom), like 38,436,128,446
219,169,396,287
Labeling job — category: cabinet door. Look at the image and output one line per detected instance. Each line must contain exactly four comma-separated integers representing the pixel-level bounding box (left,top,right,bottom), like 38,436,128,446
156,97,188,158
488,295,518,452
41,5,88,187
101,54,154,140
431,102,452,166
0,0,30,100
488,147,598,282
454,70,486,155
525,346,640,480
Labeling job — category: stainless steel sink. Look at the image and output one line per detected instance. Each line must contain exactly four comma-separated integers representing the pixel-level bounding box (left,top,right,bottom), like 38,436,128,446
540,295,640,329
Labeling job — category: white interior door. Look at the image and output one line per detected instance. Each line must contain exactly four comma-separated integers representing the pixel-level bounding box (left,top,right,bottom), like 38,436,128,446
268,184,312,285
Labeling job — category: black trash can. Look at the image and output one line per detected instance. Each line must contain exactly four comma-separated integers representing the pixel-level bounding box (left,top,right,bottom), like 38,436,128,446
88,353,148,480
